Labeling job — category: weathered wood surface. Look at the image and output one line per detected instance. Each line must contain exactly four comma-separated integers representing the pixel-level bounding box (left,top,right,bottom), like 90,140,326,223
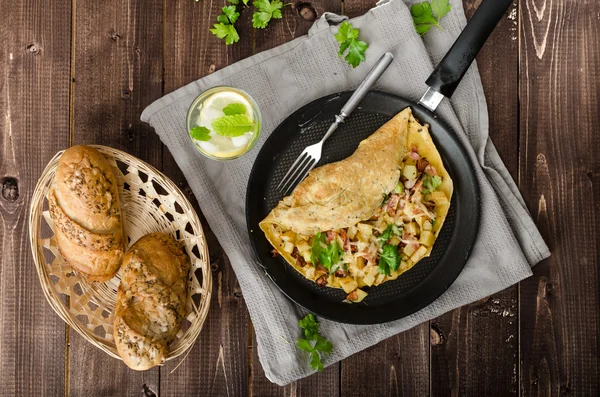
0,0,598,395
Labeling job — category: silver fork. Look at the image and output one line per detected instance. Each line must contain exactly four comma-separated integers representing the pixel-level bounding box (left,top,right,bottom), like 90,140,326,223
276,52,394,194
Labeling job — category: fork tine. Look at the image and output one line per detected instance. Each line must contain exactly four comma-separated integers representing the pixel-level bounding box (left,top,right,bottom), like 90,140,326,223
279,154,312,193
276,152,308,190
281,157,316,195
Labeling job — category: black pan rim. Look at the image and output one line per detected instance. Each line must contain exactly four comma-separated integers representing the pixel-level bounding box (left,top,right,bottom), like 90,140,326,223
246,90,481,324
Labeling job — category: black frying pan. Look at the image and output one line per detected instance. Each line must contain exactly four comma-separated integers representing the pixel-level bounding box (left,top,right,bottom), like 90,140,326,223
246,0,513,324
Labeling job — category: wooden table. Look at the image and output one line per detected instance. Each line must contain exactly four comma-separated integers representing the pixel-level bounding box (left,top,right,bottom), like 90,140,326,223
1,0,598,395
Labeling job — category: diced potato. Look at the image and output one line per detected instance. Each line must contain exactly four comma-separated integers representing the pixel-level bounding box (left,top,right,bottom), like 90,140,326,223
296,239,310,253
356,223,373,238
327,274,335,285
304,267,316,279
355,256,366,270
376,273,386,285
399,260,409,271
423,220,433,231
403,164,418,180
362,272,375,287
331,277,342,288
406,221,420,236
340,278,358,294
389,236,401,246
302,250,312,263
403,244,418,257
430,191,449,205
347,289,368,303
410,245,428,262
283,241,294,253
419,231,435,246
347,225,357,239
280,230,296,242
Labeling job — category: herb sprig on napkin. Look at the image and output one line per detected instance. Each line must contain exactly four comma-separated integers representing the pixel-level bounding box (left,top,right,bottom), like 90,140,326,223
411,0,452,35
296,314,333,372
334,21,369,68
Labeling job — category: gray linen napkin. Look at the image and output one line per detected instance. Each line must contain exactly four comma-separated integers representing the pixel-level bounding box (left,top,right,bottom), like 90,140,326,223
141,0,550,385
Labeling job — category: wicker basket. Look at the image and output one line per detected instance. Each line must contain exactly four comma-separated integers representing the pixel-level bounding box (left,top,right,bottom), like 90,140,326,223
28,145,212,363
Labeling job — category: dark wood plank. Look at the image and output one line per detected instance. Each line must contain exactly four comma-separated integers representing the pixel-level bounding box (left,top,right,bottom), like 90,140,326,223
69,0,163,395
159,1,253,395
0,0,71,395
519,0,600,395
430,1,520,396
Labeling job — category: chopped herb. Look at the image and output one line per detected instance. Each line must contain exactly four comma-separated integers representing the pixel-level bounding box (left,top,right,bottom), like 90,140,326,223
252,0,284,29
310,232,344,273
378,244,401,275
189,126,211,141
334,21,369,68
394,182,404,194
422,175,442,194
378,224,402,244
297,314,333,372
411,0,452,36
211,114,254,137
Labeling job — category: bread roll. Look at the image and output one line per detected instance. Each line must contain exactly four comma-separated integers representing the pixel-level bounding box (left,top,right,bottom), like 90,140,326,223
49,145,125,281
114,233,189,370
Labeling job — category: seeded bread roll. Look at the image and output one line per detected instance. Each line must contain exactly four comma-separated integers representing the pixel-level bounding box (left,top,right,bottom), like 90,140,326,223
114,233,189,370
49,145,125,281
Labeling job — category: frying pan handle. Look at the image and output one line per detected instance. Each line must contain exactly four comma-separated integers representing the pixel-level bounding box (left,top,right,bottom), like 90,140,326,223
424,0,514,100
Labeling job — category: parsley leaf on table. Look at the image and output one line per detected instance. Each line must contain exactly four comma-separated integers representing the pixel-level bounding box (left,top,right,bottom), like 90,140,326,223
252,0,283,29
227,0,249,5
211,114,254,137
411,0,452,35
378,244,401,276
334,21,369,68
189,126,211,141
422,175,443,194
296,314,333,372
222,102,247,115
310,232,344,273
210,6,241,45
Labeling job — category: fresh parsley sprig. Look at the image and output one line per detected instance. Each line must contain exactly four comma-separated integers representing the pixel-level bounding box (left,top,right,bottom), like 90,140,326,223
378,244,401,276
297,314,333,372
210,5,241,45
310,232,344,273
411,0,452,35
334,21,369,68
252,0,284,29
422,175,442,194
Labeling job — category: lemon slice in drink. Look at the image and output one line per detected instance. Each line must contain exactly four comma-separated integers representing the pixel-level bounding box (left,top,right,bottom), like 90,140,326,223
199,91,254,123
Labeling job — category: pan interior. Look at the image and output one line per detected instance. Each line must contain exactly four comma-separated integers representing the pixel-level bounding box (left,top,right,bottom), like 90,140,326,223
246,91,479,324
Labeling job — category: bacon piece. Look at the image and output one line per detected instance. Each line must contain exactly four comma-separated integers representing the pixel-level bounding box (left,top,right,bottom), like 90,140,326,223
334,269,349,278
326,230,337,243
316,275,328,287
347,290,358,301
424,164,438,176
291,247,306,267
409,145,420,160
416,158,429,172
383,194,401,215
339,229,351,252
270,248,279,258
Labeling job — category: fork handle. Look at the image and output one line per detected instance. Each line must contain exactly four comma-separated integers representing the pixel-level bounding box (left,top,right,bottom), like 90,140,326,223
340,52,394,119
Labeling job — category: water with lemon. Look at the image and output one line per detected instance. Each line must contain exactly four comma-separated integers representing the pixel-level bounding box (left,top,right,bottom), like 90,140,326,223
187,87,261,160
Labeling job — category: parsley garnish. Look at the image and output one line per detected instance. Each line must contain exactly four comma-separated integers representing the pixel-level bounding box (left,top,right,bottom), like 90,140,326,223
334,21,369,68
211,114,254,137
222,103,247,115
210,6,241,45
189,126,211,141
378,224,402,244
297,314,333,372
310,232,344,273
411,0,452,35
227,0,249,5
252,0,283,29
378,244,401,276
422,175,442,194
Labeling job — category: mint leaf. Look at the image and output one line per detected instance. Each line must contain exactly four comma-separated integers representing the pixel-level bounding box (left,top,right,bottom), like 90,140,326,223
210,23,240,45
431,0,452,20
252,0,283,29
222,102,247,115
334,21,369,68
211,114,254,137
189,126,211,141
